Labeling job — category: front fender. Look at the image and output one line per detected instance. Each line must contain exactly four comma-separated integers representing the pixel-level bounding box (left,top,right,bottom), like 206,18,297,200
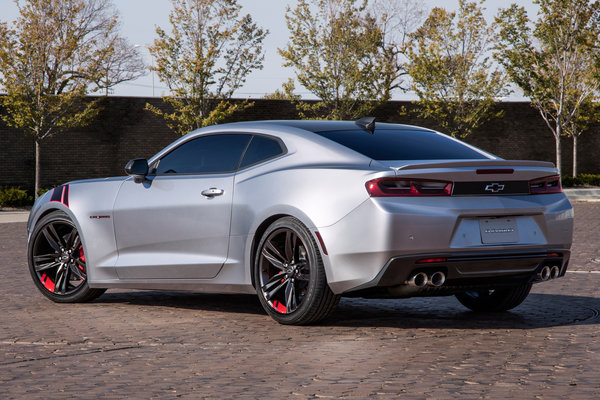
27,178,127,284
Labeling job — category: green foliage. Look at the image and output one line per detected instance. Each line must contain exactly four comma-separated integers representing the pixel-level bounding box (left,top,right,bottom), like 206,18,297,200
0,187,32,207
406,0,508,138
564,100,600,176
562,174,600,187
279,0,402,120
37,187,51,197
147,0,267,135
0,0,145,196
0,0,103,139
494,0,600,174
263,88,293,100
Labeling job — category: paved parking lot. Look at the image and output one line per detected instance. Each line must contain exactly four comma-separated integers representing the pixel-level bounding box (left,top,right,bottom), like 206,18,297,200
1,202,599,399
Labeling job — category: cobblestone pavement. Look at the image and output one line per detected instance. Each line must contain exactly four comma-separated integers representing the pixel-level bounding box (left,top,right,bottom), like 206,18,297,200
1,202,599,399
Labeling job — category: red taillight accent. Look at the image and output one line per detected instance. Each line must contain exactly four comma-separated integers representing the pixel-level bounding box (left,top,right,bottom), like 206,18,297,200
416,257,447,264
529,175,562,194
546,253,560,258
476,168,514,174
366,178,452,197
314,231,328,255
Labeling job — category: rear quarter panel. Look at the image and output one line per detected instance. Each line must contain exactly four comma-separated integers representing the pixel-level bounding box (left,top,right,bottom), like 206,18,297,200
228,132,393,287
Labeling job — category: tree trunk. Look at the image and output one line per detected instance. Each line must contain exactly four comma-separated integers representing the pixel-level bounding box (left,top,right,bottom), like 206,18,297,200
572,134,577,178
34,139,40,200
555,134,562,175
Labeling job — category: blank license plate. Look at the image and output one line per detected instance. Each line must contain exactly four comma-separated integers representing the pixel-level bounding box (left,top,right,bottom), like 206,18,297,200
479,217,519,244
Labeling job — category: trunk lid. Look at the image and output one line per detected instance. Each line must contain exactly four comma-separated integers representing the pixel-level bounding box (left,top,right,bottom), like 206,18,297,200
377,159,559,196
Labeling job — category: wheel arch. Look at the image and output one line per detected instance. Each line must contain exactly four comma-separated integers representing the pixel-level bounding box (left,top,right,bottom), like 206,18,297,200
248,210,325,289
36,207,65,225
29,204,78,237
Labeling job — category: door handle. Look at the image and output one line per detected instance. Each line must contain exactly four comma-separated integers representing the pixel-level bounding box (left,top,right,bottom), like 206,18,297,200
201,187,224,198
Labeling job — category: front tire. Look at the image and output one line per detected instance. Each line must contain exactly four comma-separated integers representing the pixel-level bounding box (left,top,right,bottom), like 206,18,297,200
455,283,532,312
254,217,339,325
28,211,106,303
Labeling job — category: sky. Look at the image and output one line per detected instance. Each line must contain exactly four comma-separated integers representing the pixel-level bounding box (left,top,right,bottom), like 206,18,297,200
0,0,537,100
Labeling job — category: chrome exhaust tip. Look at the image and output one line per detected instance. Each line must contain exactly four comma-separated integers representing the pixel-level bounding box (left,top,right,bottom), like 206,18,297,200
538,266,551,281
407,272,429,287
429,271,446,287
550,266,560,279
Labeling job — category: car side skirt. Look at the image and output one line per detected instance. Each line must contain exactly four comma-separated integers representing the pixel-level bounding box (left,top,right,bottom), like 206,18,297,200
88,280,256,294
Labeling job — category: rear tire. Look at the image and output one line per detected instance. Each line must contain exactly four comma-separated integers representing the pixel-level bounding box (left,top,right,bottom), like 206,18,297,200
28,211,106,303
455,283,532,312
254,217,339,325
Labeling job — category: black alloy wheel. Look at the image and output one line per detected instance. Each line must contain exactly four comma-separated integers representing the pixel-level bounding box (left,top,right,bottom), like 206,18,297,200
254,217,339,325
28,211,105,302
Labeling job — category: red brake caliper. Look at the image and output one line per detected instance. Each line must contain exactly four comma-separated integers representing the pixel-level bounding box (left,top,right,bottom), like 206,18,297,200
40,273,56,293
272,300,287,313
77,245,86,271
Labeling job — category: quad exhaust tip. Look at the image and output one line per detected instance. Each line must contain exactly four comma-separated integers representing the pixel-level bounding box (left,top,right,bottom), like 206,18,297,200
538,266,551,281
430,271,446,287
538,265,561,281
407,271,446,288
408,272,429,287
408,265,559,287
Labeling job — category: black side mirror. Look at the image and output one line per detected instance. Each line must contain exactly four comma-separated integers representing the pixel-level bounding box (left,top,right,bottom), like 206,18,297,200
125,158,149,183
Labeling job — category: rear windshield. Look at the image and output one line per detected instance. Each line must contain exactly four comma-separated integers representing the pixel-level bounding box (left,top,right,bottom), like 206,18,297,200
314,129,491,160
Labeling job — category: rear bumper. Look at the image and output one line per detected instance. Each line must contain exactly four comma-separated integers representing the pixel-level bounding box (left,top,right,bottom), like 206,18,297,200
318,194,573,294
344,249,570,297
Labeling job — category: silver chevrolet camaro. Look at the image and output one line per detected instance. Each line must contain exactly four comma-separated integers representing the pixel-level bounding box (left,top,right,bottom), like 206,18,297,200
27,119,574,324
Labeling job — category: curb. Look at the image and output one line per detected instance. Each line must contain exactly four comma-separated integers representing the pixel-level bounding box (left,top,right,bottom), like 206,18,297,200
563,188,600,202
0,211,29,224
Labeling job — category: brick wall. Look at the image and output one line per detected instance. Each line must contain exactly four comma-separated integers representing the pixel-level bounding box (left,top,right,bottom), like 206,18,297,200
1,97,598,191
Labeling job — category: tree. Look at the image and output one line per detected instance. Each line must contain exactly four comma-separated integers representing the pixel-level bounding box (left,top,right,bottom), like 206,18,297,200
0,0,145,197
563,100,600,176
97,36,146,95
279,0,415,120
495,0,600,175
262,80,299,101
368,0,427,94
146,0,267,135
406,0,508,139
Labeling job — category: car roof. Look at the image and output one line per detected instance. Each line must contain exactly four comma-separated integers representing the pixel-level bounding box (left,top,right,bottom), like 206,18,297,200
223,120,433,133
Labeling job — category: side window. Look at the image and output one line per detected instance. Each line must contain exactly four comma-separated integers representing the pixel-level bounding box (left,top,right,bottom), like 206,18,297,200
239,135,285,169
155,134,251,174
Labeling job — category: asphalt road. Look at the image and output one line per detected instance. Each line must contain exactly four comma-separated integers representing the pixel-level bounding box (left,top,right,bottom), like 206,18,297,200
1,202,599,399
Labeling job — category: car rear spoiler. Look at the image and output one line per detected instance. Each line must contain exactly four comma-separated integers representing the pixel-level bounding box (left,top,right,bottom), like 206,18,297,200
381,160,556,171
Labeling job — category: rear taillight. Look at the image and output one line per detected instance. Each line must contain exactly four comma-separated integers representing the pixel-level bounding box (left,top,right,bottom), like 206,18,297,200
366,178,452,197
529,175,562,194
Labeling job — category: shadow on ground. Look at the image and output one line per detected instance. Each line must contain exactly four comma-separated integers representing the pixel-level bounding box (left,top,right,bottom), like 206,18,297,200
94,290,600,330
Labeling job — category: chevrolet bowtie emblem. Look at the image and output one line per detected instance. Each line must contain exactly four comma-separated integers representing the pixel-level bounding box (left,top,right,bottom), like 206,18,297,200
485,183,505,193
